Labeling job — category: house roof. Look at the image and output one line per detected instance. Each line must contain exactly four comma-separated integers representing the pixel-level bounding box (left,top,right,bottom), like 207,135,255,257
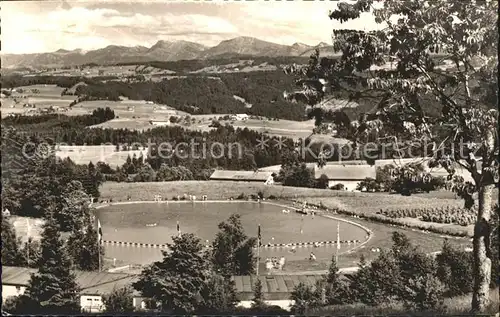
3,266,336,301
1,266,140,296
210,170,274,181
232,274,325,300
314,164,376,180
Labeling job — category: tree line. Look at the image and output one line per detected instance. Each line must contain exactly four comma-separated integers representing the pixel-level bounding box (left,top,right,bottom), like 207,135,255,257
2,107,115,136
0,75,119,89
74,71,307,120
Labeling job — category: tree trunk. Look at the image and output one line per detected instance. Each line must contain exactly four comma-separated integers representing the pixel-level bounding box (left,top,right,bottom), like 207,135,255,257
471,130,495,312
471,184,493,312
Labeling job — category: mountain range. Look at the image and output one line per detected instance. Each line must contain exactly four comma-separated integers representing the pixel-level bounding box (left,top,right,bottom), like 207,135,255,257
2,36,334,69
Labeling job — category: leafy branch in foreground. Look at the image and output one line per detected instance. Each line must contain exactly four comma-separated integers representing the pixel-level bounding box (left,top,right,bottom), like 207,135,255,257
284,0,497,312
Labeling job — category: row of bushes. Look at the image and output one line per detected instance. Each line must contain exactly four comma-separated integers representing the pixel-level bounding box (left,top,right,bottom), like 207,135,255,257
378,206,476,227
306,202,470,237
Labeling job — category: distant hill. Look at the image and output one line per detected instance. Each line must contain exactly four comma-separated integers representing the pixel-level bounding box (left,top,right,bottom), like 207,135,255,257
146,40,207,61
1,36,334,69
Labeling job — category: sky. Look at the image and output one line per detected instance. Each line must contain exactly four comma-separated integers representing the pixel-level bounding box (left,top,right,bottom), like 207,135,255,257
2,0,383,54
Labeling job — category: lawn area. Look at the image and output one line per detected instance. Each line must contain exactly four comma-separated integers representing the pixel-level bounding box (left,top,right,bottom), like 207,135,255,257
100,181,348,206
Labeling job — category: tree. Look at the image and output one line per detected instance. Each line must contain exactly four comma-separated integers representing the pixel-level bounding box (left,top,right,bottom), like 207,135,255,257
403,273,445,312
284,1,497,311
57,181,91,232
102,286,135,314
66,222,102,271
279,162,316,188
198,274,238,313
25,213,80,314
211,214,257,276
132,233,209,314
376,164,395,191
133,163,156,182
20,237,42,268
316,174,330,189
1,217,23,266
436,239,474,296
324,256,346,305
251,278,266,309
289,282,317,315
392,236,442,308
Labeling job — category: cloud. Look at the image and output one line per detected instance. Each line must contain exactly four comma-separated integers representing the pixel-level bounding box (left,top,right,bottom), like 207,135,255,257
2,1,382,54
2,4,240,53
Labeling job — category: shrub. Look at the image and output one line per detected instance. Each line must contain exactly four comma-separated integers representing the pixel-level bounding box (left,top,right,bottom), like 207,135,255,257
236,193,247,200
331,183,345,191
316,174,330,189
402,273,445,312
290,282,321,314
378,206,476,226
356,178,381,192
102,286,135,313
436,240,473,296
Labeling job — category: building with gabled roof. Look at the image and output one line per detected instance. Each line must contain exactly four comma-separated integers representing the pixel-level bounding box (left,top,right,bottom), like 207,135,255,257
1,266,139,313
210,170,275,184
314,164,376,191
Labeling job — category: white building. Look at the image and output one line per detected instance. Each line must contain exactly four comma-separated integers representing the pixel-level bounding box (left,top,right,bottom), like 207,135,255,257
314,164,377,191
149,120,170,127
232,114,249,121
210,170,275,184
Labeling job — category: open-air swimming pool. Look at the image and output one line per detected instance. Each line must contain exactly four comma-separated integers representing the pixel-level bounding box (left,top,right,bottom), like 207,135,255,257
97,201,370,266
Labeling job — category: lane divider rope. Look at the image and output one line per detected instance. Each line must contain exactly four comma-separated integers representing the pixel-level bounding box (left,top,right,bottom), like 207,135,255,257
101,239,361,249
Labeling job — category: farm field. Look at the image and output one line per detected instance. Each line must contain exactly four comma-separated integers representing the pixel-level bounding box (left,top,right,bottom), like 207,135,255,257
36,65,177,78
190,60,278,74
72,99,188,119
1,84,78,117
181,117,317,140
56,145,148,166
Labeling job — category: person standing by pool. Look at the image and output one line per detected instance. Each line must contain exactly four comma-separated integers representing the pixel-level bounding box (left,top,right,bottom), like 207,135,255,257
279,256,285,270
265,258,273,274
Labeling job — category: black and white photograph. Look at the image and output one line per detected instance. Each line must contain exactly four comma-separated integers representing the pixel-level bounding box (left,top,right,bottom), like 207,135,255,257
1,0,498,315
